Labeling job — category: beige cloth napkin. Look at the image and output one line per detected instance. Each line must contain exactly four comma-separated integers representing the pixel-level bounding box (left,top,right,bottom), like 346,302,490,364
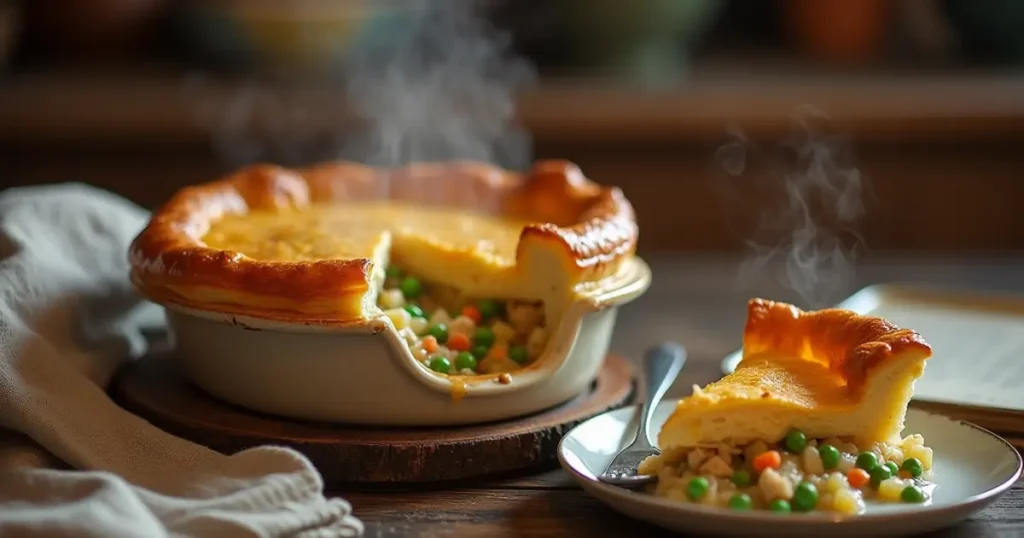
0,184,364,537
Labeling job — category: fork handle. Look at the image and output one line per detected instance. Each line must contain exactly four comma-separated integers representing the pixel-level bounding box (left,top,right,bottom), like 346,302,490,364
636,342,687,448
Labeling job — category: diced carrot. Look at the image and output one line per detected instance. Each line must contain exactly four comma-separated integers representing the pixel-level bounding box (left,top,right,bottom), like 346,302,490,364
462,305,482,324
448,332,471,352
422,336,439,353
752,450,782,473
847,468,870,488
488,343,508,360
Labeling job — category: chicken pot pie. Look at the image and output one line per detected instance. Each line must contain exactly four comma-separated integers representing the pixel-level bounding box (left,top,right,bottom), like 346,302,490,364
129,159,639,377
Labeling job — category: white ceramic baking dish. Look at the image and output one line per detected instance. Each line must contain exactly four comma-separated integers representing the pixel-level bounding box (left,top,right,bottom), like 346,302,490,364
162,256,651,426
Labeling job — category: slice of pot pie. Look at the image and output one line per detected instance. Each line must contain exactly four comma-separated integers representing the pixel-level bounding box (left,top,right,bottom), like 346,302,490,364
129,159,640,377
638,299,935,515
660,298,933,449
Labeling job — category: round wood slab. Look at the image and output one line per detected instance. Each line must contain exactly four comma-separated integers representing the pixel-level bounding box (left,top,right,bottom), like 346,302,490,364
110,354,635,488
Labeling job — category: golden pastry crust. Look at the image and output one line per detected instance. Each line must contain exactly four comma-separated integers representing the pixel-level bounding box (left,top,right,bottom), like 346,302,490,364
742,298,932,394
128,159,638,324
657,298,933,448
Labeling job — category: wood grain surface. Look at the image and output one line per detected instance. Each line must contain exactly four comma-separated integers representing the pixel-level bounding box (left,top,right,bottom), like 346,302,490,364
325,255,1024,538
111,354,634,487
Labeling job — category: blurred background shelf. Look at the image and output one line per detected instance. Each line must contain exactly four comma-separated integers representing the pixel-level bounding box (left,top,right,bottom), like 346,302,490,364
3,66,1024,147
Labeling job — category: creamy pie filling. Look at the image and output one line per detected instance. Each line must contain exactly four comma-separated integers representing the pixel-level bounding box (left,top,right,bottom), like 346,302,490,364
638,430,935,514
377,266,549,375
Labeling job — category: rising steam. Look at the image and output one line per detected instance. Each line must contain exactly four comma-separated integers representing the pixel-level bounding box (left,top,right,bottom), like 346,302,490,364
342,1,536,169
715,106,869,309
185,0,536,176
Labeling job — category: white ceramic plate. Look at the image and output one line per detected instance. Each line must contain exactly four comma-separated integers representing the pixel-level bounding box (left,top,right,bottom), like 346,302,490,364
558,403,1022,537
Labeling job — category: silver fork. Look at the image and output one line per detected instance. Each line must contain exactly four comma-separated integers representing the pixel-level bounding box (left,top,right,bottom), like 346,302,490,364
598,341,686,487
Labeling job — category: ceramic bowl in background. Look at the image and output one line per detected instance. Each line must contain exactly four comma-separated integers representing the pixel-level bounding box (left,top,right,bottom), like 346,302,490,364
941,0,1024,65
560,0,727,84
169,0,404,75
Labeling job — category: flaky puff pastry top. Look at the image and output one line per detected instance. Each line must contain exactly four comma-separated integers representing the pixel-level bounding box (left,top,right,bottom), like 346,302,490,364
740,298,932,395
658,299,933,448
670,298,933,411
128,159,639,325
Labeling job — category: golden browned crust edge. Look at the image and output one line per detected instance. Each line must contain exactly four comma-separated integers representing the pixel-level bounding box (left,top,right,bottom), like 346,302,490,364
742,298,933,391
128,159,638,322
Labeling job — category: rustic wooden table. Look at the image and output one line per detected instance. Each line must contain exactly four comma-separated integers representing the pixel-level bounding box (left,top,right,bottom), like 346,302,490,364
335,254,1024,538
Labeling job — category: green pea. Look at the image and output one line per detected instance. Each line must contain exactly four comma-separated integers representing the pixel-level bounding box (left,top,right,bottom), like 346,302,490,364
403,304,425,318
784,429,808,453
473,327,495,348
728,493,753,511
428,323,449,344
731,469,752,487
454,352,477,371
792,481,818,512
869,465,893,488
855,451,880,473
385,266,402,278
884,461,900,476
901,457,924,478
818,444,840,470
428,357,450,374
477,299,503,320
471,345,489,359
900,484,926,503
769,499,792,513
399,276,422,298
509,345,529,364
686,476,709,500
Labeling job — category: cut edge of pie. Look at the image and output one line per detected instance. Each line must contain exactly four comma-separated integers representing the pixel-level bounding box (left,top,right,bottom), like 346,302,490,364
658,298,933,450
128,159,640,326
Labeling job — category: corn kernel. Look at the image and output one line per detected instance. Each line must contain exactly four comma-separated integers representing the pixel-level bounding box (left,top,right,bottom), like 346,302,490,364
491,321,516,343
833,488,863,515
825,472,849,494
877,477,905,502
409,316,429,336
906,445,933,470
448,315,476,337
901,434,925,450
385,308,411,330
429,309,452,325
378,289,405,309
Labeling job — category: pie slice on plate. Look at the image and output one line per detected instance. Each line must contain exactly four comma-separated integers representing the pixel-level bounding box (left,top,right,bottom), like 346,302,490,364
661,298,933,449
640,299,935,514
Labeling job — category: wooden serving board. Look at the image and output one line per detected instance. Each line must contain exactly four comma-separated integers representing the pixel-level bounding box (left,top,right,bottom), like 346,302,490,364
110,354,635,488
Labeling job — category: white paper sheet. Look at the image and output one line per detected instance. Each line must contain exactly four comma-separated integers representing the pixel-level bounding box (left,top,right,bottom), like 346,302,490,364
864,294,1024,413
